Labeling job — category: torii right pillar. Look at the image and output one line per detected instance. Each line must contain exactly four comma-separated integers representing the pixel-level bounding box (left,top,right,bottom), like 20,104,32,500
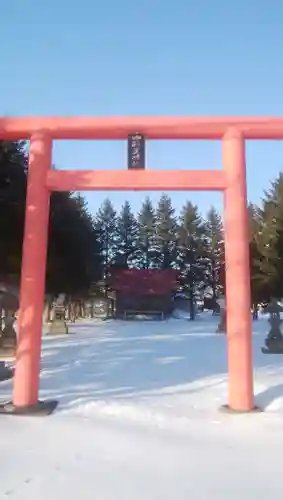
223,128,256,412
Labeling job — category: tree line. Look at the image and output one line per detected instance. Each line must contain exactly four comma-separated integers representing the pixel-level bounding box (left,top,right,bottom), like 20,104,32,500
95,174,283,306
94,196,224,306
2,140,283,305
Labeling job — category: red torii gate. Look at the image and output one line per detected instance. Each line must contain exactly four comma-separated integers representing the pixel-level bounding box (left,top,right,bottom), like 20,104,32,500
1,115,278,416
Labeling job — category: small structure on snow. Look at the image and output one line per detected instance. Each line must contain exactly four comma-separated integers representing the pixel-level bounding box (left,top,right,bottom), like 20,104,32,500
0,289,18,357
47,294,69,335
0,361,13,381
261,299,283,354
216,295,226,334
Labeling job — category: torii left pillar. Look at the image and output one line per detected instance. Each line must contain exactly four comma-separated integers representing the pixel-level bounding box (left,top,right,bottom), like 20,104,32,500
0,131,58,415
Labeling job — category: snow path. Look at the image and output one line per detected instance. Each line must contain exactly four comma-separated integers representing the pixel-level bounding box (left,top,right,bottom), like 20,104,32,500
1,315,283,499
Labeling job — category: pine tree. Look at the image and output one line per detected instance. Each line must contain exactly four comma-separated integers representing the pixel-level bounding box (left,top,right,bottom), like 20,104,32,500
177,201,207,319
0,141,102,294
155,193,177,269
253,175,283,301
115,200,138,267
94,198,117,277
248,203,264,305
137,197,156,268
0,141,27,278
47,192,102,295
204,206,224,300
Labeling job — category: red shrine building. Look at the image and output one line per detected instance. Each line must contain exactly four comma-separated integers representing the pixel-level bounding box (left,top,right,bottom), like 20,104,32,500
109,268,179,319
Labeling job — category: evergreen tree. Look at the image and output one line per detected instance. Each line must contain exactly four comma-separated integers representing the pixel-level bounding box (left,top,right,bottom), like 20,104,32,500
0,141,27,278
0,141,102,295
115,200,138,267
94,198,117,277
177,201,207,319
155,193,177,269
252,176,283,301
248,203,264,304
47,193,102,295
137,197,156,268
204,206,224,300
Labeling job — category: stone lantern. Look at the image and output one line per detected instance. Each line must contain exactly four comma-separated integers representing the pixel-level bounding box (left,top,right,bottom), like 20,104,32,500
216,295,226,334
261,299,283,354
0,291,18,357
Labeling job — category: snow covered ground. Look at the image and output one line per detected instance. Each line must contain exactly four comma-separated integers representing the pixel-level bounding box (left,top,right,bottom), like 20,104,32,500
1,313,283,499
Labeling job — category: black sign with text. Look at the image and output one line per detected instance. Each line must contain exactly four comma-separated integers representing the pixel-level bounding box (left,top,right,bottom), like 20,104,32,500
128,133,145,169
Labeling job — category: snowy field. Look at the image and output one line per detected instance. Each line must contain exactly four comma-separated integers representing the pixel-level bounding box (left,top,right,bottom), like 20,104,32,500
1,313,283,499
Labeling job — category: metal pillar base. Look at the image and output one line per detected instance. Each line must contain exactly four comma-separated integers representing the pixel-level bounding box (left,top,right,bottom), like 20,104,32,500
220,404,262,414
0,399,58,416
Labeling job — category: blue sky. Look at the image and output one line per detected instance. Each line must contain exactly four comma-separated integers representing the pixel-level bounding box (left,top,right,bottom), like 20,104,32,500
1,1,283,217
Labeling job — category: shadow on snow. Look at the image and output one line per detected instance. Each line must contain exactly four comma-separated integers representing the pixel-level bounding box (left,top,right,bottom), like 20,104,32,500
1,314,283,414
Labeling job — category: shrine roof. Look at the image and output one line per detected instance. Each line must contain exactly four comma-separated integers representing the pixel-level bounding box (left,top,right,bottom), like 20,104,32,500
109,268,178,296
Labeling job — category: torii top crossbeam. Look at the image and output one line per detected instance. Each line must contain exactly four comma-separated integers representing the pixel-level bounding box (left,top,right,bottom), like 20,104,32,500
1,116,283,140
